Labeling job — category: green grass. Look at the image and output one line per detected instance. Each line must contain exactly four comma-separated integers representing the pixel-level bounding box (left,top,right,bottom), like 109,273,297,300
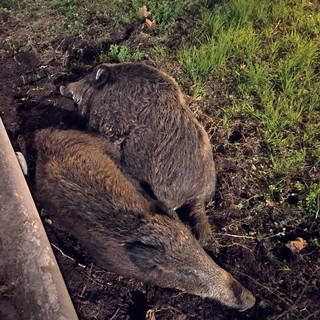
178,0,320,182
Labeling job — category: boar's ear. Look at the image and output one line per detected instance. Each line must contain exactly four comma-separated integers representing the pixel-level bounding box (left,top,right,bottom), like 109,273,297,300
125,241,165,272
93,66,114,89
150,200,178,219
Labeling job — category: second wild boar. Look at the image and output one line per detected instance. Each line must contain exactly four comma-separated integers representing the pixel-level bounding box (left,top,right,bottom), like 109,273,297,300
60,62,216,245
35,128,255,312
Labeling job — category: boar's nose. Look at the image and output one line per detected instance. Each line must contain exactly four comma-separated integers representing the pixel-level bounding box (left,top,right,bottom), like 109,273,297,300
238,288,256,312
227,277,256,311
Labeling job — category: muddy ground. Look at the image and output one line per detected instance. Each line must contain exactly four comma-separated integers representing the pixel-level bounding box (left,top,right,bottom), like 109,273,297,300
0,9,319,320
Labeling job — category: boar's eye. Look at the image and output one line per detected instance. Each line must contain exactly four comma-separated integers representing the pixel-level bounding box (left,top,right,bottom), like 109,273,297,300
125,241,165,272
93,66,114,89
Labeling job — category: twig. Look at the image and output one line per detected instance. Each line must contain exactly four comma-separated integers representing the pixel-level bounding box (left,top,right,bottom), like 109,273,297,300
110,308,120,320
80,284,87,298
212,232,256,239
260,231,286,240
156,305,181,314
219,242,255,254
212,230,286,241
302,310,320,320
51,243,76,262
272,19,282,35
13,55,21,65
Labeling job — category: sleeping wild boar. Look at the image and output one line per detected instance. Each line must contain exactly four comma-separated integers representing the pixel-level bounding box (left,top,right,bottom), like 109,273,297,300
60,63,216,245
35,128,255,311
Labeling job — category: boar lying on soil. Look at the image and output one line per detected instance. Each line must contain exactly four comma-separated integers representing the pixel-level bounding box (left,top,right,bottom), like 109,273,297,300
35,129,255,311
60,63,216,245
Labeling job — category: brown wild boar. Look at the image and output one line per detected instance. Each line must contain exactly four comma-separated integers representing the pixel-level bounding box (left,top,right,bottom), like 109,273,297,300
35,128,255,311
59,62,216,245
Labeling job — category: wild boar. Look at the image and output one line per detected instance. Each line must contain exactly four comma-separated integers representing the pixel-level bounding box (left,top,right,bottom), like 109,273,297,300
59,62,216,245
35,128,255,311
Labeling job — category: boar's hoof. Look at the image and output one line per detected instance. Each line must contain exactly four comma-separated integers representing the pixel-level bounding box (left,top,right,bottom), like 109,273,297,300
60,85,73,98
59,85,66,96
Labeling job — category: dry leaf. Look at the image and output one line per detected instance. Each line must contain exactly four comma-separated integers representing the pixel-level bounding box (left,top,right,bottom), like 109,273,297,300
145,18,156,29
0,285,9,294
176,315,187,320
145,309,156,320
139,5,151,18
285,237,307,253
266,199,275,207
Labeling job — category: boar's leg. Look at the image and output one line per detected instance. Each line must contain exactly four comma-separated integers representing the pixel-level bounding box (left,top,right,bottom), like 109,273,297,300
190,202,212,247
177,202,212,247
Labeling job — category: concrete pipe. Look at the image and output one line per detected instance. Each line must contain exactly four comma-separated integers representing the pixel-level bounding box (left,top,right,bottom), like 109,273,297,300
0,117,79,320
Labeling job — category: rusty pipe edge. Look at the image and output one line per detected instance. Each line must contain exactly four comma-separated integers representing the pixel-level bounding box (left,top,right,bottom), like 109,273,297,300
0,117,79,320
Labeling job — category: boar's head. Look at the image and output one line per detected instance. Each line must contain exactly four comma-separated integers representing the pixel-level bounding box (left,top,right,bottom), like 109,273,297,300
121,214,256,312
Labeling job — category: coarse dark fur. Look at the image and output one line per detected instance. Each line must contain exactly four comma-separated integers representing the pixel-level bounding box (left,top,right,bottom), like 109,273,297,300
60,63,216,245
35,128,255,311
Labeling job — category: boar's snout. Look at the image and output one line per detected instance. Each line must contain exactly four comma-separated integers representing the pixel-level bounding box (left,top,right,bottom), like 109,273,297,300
223,276,256,311
239,288,256,312
231,280,256,311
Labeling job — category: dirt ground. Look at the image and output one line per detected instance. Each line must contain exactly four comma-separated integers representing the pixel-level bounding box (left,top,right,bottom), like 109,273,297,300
0,10,319,320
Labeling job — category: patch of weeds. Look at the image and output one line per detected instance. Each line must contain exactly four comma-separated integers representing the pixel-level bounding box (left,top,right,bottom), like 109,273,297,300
294,182,320,220
153,45,166,57
132,0,193,31
26,1,41,18
50,0,83,31
147,1,184,30
99,44,144,63
268,179,319,230
51,0,78,15
0,0,19,9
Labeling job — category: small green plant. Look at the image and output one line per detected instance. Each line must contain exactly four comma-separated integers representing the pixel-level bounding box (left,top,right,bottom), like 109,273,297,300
100,44,144,63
